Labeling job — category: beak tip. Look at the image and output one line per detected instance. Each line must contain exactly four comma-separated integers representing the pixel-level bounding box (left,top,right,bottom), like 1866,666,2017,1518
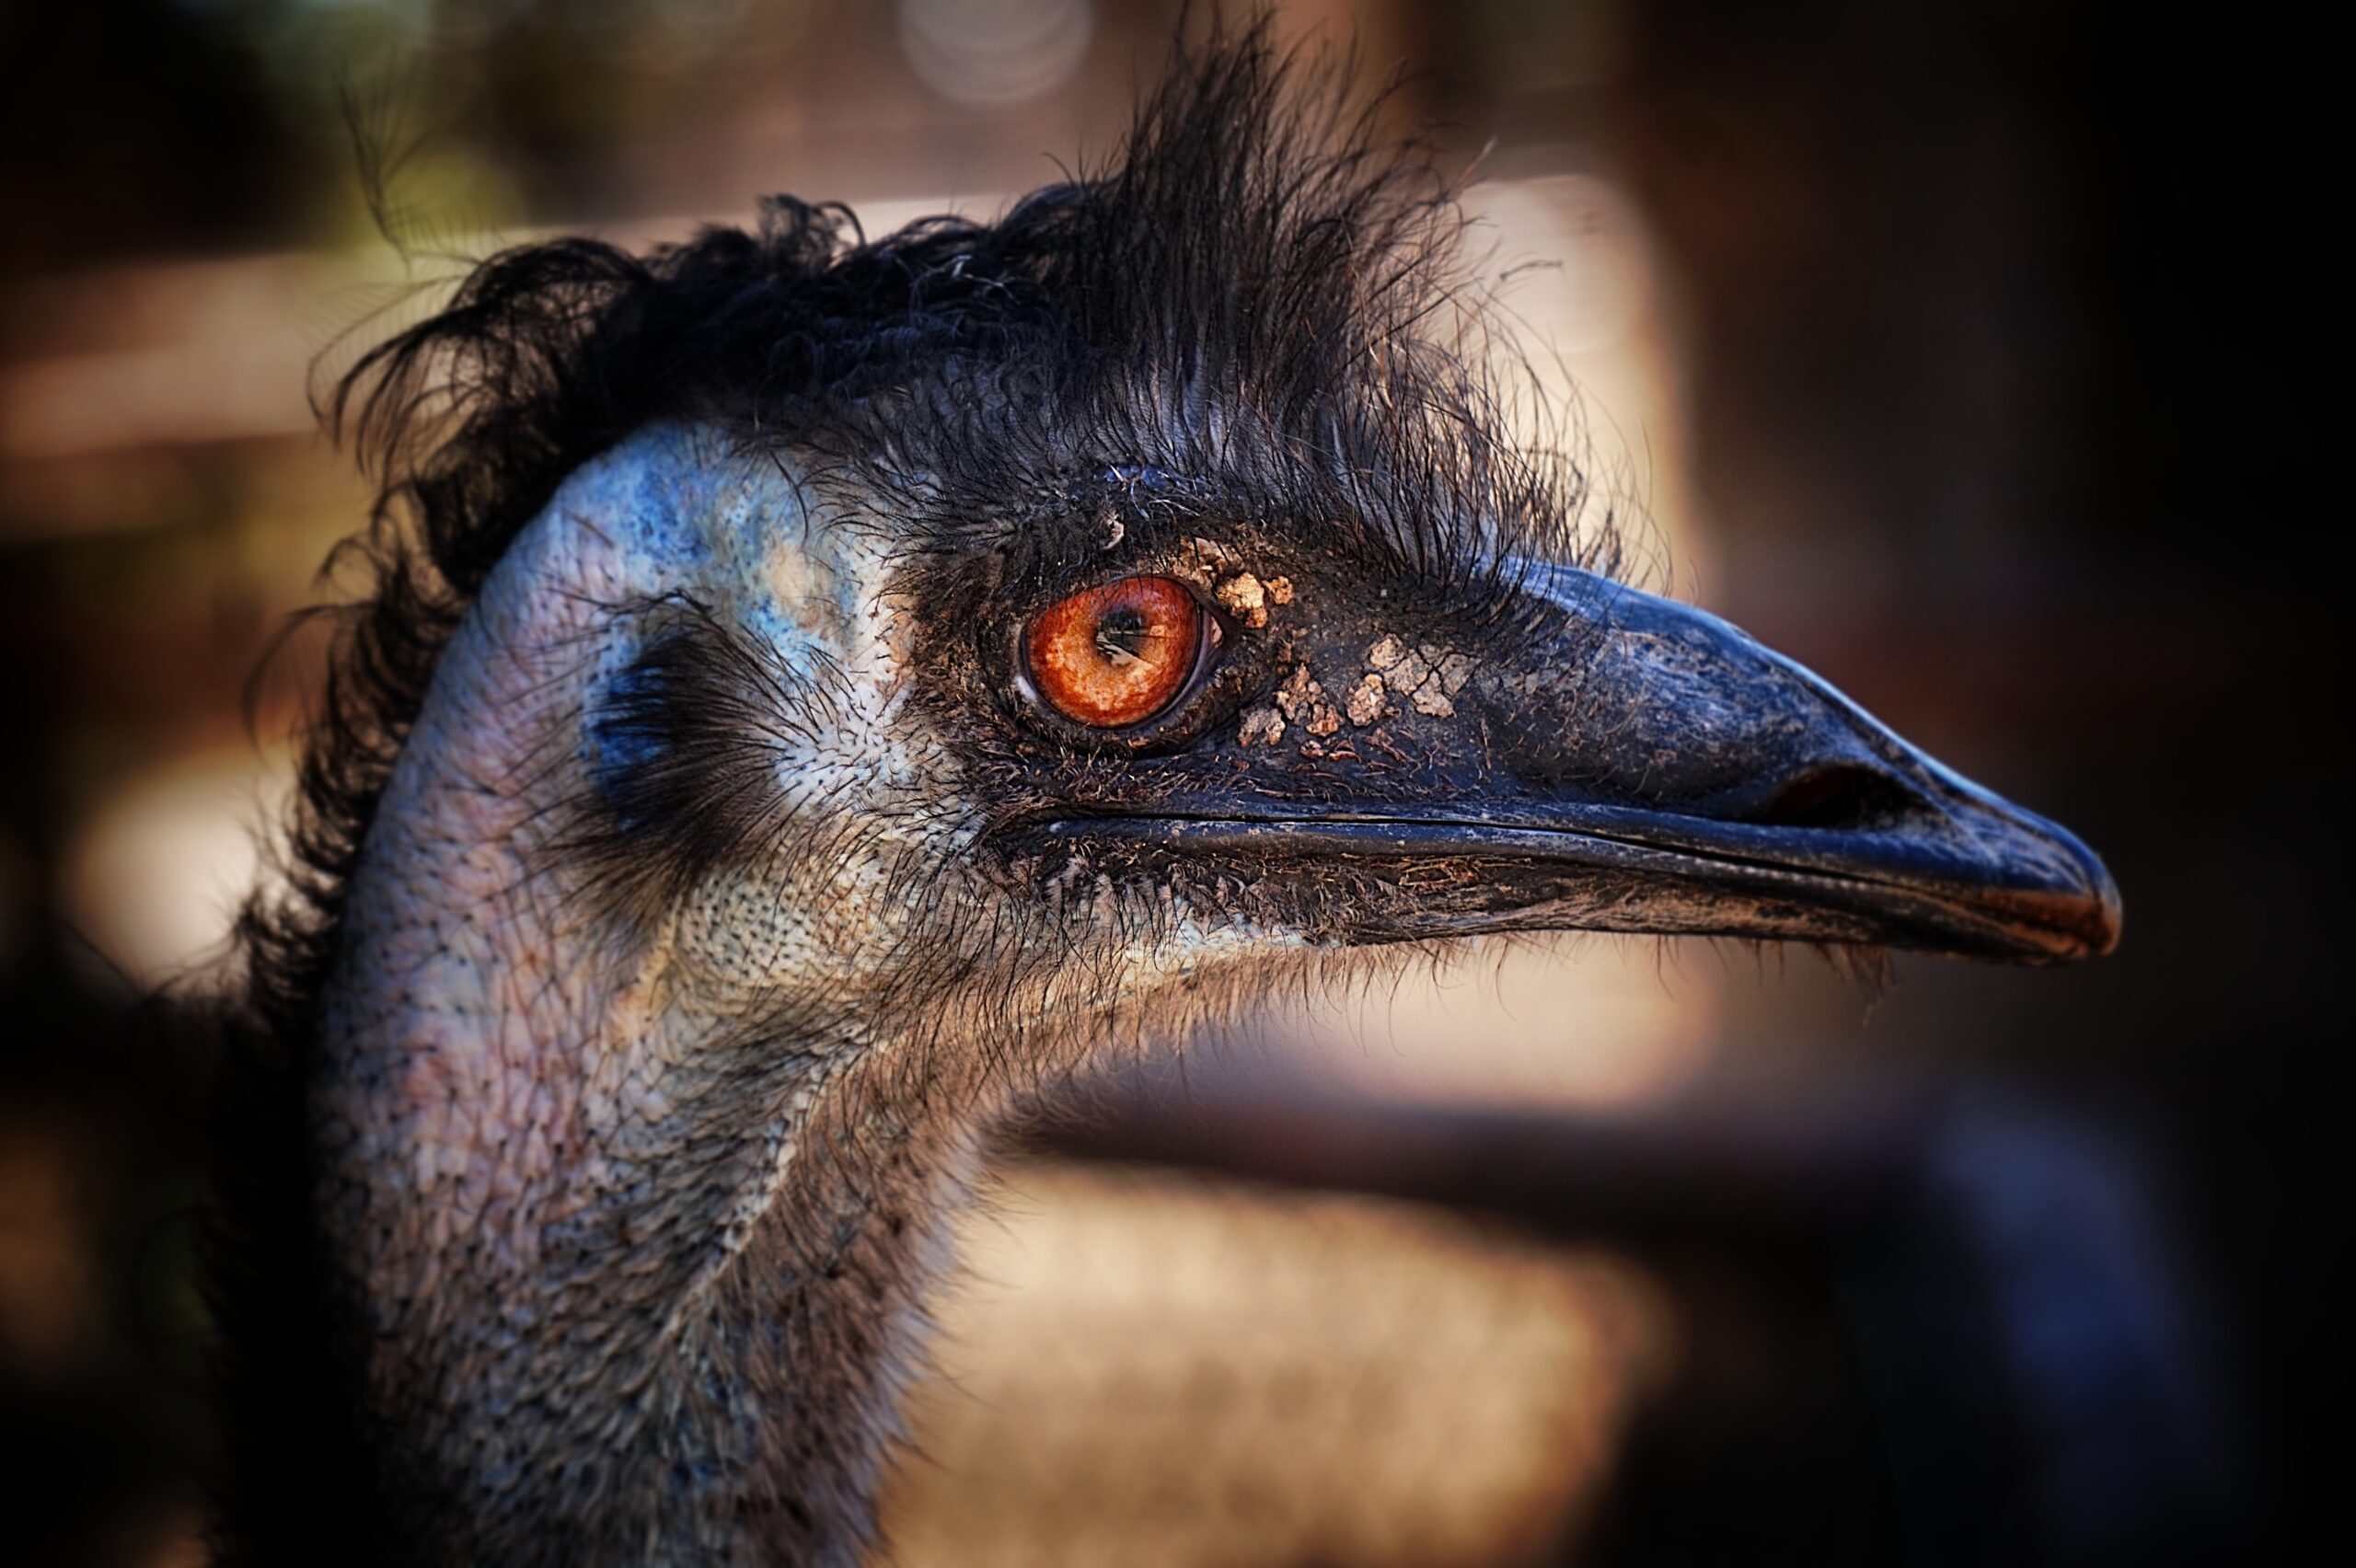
2017,821,2124,963
2081,857,2126,960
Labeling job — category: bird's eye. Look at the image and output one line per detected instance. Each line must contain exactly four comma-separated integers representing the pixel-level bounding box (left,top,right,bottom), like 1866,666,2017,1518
1025,575,1209,728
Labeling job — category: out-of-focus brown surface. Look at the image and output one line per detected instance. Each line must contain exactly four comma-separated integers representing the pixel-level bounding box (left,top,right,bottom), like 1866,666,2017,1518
1,3,2325,1564
882,1162,1669,1567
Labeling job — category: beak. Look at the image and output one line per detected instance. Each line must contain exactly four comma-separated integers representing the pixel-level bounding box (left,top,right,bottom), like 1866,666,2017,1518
1045,563,2120,963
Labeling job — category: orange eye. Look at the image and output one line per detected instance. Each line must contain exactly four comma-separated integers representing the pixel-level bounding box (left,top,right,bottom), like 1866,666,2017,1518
1025,575,1207,728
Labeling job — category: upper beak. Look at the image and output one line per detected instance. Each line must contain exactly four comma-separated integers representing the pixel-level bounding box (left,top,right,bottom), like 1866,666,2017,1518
1046,563,2120,963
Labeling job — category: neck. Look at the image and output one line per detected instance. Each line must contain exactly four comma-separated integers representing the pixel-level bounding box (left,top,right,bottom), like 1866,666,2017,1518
306,778,987,1562
322,1014,973,1565
243,430,997,1563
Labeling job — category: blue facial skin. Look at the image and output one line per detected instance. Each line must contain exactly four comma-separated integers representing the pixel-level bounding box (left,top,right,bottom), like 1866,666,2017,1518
565,423,846,838
584,653,676,833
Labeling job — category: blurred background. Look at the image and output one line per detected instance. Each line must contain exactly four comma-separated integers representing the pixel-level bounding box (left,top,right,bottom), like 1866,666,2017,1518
0,2,2327,1563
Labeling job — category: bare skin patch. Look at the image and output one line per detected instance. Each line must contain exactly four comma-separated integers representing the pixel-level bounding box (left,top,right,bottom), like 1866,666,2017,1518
1214,571,1271,628
1274,663,1343,738
1358,637,1472,721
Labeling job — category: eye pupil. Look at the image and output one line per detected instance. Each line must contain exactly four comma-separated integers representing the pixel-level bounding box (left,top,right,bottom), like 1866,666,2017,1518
1094,608,1151,663
1026,576,1207,729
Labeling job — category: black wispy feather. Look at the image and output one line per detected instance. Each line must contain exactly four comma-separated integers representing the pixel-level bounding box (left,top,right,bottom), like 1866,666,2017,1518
208,20,1615,1561
572,597,858,921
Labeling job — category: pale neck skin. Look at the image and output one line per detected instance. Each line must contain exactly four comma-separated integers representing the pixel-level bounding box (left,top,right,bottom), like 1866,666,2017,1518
311,425,1282,1562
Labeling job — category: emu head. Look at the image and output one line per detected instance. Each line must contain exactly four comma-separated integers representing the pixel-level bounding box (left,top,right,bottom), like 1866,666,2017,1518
493,414,2113,1032
271,32,2119,1565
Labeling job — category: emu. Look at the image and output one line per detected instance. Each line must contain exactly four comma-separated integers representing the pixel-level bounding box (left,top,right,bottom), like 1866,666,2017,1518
205,29,2119,1567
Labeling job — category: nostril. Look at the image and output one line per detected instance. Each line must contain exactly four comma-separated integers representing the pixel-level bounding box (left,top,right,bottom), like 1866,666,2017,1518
1752,763,1925,831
